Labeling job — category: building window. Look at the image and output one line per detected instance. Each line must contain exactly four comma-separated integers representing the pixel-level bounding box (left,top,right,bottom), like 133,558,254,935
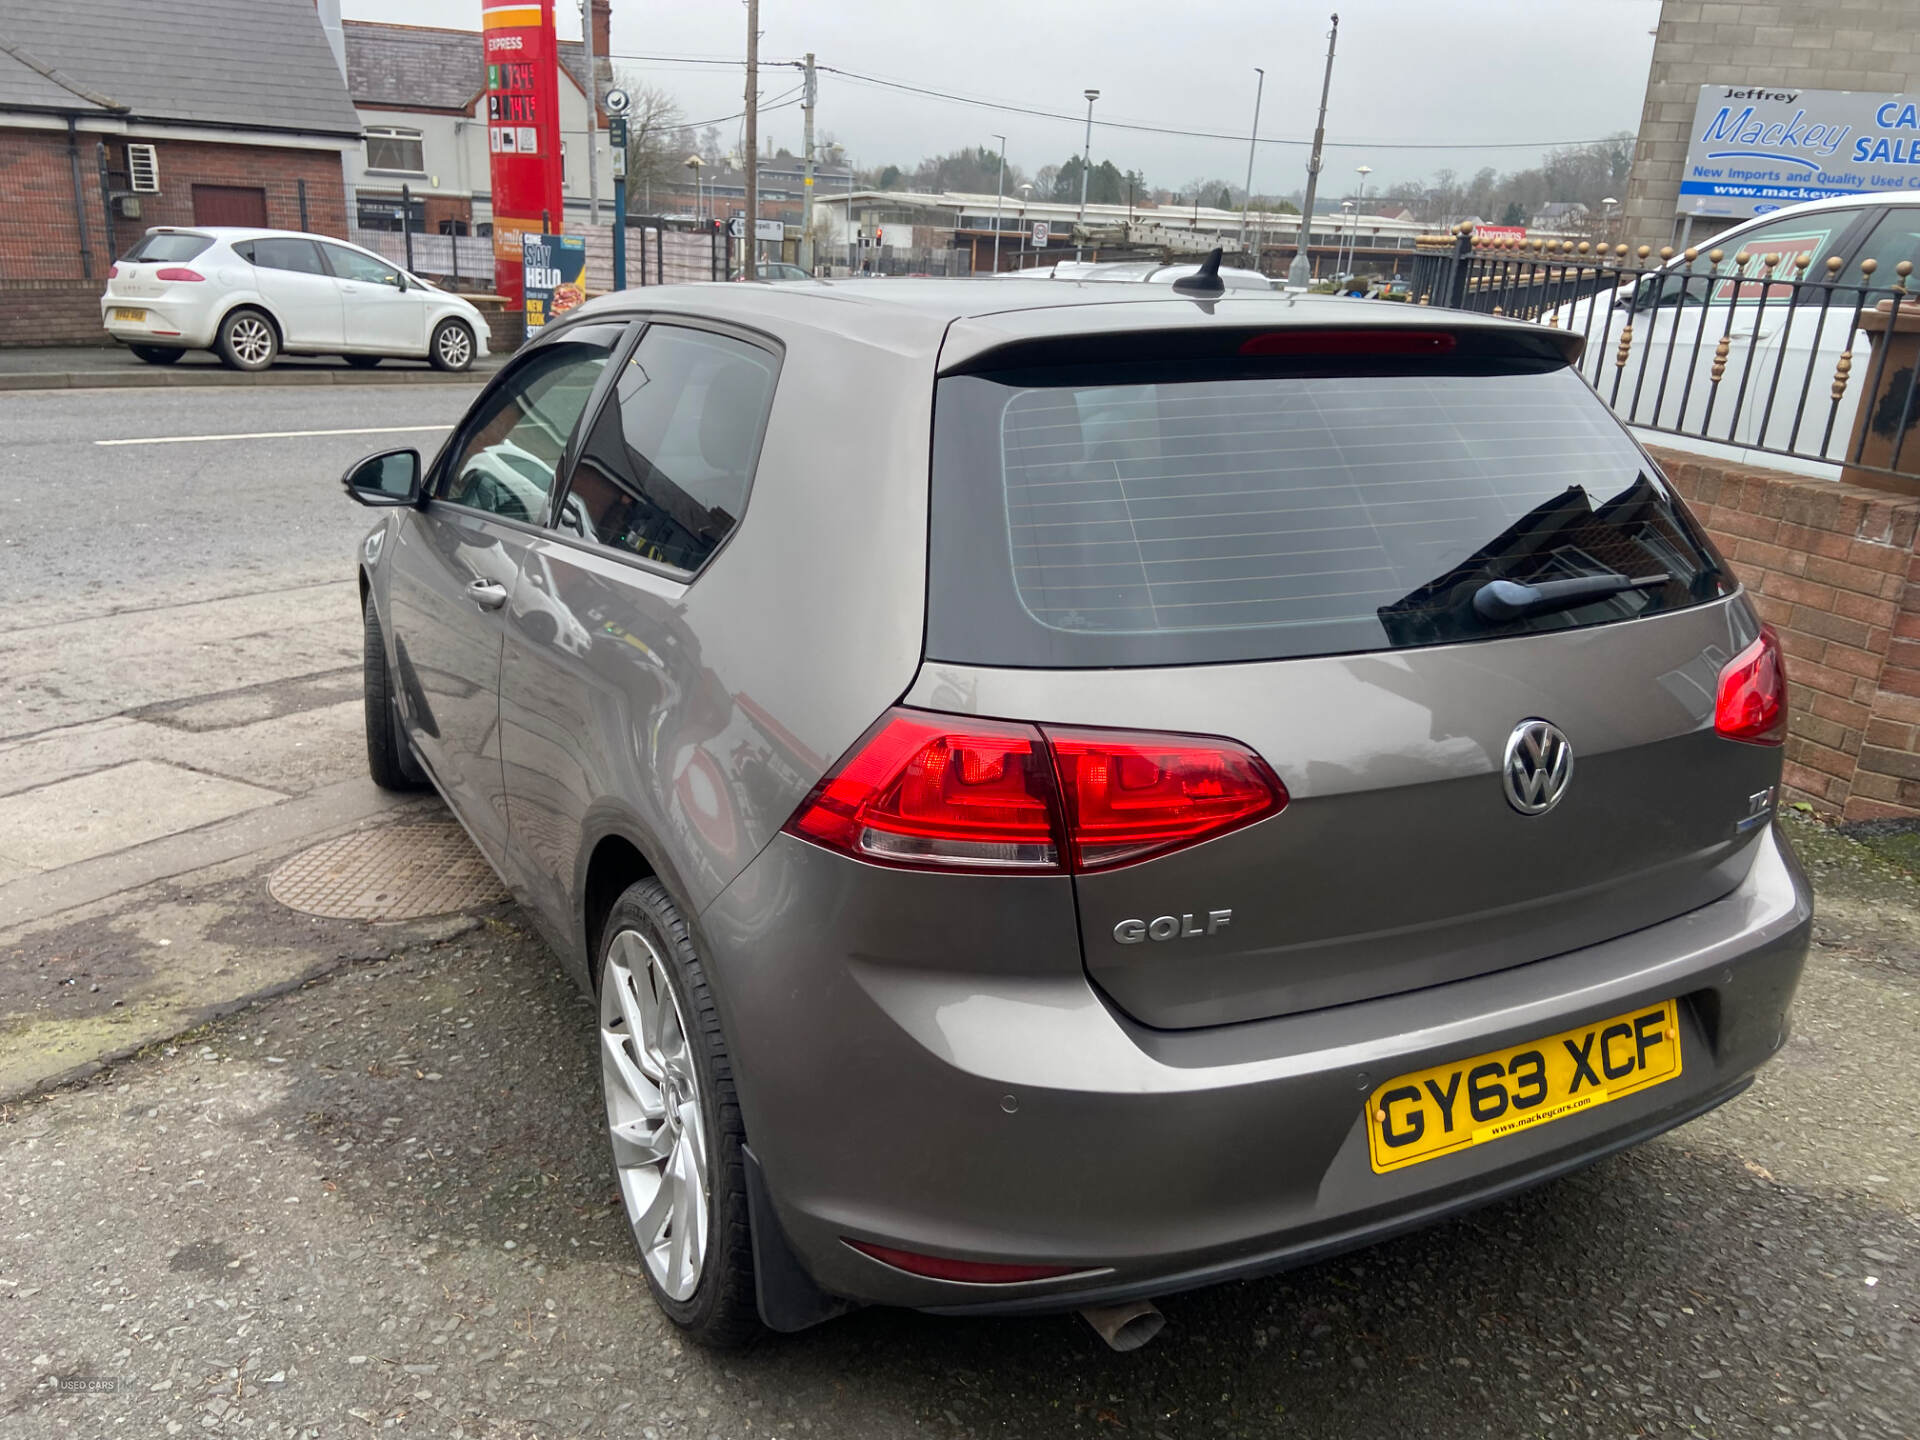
365,127,425,174
357,195,426,232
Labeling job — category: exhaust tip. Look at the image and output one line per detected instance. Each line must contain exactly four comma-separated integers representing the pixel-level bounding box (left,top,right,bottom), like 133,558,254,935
1079,1299,1166,1352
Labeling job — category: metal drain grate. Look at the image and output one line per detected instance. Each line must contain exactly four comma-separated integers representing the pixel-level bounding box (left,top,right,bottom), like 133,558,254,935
269,823,508,921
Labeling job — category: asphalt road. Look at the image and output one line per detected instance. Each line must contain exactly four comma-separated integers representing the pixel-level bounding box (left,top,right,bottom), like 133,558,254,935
0,384,479,628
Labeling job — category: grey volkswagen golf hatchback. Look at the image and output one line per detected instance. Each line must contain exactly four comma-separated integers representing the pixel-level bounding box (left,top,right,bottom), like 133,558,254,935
344,274,1811,1349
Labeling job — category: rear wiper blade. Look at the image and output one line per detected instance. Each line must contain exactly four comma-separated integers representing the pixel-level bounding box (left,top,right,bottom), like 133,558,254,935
1471,571,1670,623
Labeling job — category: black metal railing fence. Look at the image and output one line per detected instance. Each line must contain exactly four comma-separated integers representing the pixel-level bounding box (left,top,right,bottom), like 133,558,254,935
1410,225,1920,484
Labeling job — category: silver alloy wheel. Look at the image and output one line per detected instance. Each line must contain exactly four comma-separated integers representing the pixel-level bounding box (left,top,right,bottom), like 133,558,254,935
600,928,709,1301
228,315,274,367
437,323,472,368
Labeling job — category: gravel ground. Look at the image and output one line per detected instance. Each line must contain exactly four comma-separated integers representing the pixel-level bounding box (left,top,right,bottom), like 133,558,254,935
2,814,1915,1439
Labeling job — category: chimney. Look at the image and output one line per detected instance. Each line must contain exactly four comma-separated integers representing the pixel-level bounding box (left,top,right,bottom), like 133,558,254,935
591,0,612,67
314,0,347,83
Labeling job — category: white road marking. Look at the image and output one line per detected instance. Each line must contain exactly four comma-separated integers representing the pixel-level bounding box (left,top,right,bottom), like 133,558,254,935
94,424,454,448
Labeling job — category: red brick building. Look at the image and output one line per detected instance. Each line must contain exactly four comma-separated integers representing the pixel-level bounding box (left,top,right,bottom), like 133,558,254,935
0,0,360,345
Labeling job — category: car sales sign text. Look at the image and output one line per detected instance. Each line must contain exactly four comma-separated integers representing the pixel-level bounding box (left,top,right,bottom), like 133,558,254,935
1681,86,1920,218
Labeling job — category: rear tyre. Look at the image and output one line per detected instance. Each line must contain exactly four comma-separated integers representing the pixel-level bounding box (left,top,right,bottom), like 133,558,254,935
363,600,426,792
598,879,760,1348
217,308,278,371
429,319,475,373
343,354,383,369
129,345,183,365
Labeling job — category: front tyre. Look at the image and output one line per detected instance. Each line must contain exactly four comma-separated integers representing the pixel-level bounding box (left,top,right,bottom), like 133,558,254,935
599,879,760,1348
430,318,475,372
362,600,427,792
217,308,278,371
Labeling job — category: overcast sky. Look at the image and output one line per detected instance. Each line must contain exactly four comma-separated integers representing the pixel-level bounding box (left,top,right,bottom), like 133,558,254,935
342,0,1662,196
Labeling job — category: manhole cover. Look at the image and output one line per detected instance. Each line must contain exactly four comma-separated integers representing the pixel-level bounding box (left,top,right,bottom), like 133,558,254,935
269,823,508,921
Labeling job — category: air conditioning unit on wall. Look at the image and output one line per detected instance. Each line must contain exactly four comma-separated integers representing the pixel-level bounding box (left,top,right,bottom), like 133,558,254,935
126,143,159,194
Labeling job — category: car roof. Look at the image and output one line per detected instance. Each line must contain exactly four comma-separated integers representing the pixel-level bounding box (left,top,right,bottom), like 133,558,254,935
143,225,364,245
557,278,1573,372
1716,191,1920,226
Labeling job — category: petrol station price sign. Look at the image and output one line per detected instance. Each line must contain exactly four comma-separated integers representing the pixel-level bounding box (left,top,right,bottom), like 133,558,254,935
482,0,563,305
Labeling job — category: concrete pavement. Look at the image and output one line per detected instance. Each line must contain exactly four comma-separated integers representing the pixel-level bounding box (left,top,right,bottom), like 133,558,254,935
0,346,503,391
0,814,1913,1438
0,383,486,1094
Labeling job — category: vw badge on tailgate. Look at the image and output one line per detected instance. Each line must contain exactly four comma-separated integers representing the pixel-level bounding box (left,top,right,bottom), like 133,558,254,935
1503,719,1573,815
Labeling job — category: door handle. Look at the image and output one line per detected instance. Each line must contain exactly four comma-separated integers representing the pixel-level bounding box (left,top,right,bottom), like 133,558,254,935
466,579,510,610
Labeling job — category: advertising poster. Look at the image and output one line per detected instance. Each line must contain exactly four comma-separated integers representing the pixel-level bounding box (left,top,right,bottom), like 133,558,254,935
1682,86,1920,218
482,0,564,306
522,233,586,333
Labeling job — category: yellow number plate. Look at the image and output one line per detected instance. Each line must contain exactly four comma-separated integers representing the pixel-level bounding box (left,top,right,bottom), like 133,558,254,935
111,307,147,322
1366,998,1682,1174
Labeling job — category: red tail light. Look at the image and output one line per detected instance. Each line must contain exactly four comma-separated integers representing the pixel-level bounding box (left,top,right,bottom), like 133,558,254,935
784,711,1062,870
784,708,1287,874
844,1239,1081,1284
108,264,119,279
155,267,205,282
1715,626,1787,745
1047,729,1285,870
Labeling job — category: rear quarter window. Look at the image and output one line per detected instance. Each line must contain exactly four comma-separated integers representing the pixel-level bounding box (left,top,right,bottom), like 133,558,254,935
927,346,1728,668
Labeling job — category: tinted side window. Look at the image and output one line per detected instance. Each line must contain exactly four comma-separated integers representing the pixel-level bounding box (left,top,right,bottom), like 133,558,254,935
126,233,213,263
247,238,327,275
1836,210,1920,291
321,242,403,286
438,325,623,522
558,325,778,572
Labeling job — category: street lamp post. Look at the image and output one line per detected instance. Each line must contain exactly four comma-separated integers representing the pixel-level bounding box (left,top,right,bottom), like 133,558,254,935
1288,13,1340,289
1076,88,1099,262
992,132,1007,275
1239,67,1265,259
1352,163,1371,272
1018,180,1033,268
1338,200,1355,278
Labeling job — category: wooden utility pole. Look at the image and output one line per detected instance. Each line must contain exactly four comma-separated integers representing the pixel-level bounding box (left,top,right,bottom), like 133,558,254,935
743,0,759,281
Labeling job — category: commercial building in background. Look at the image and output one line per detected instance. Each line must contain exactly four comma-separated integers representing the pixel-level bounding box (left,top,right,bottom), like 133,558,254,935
1623,0,1918,247
0,0,359,345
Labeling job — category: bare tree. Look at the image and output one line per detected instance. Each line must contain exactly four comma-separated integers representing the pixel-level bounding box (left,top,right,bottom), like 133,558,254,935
612,77,686,211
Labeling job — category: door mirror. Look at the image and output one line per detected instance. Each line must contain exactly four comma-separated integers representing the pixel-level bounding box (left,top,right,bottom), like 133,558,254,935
342,448,422,506
393,271,409,291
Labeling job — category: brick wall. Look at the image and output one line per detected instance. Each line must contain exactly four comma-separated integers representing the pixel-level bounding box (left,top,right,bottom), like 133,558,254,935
1650,444,1920,820
0,280,112,346
0,128,348,284
1623,1,1919,248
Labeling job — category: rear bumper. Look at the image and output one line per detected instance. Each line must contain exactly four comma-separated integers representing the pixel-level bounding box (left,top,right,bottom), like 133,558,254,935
100,296,214,348
699,822,1811,1316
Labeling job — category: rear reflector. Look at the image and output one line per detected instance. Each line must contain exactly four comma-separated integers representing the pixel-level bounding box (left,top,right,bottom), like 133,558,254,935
1715,625,1787,745
783,707,1287,874
844,1239,1080,1284
155,267,205,282
1238,329,1456,358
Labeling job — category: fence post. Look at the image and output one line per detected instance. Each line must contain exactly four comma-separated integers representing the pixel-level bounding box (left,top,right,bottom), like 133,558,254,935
297,177,309,233
1446,227,1472,310
401,183,415,274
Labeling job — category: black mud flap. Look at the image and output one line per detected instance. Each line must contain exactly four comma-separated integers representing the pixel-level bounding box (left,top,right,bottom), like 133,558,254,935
744,1146,854,1333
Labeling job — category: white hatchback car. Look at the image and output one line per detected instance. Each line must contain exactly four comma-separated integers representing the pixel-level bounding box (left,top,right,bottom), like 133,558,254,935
101,227,490,372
